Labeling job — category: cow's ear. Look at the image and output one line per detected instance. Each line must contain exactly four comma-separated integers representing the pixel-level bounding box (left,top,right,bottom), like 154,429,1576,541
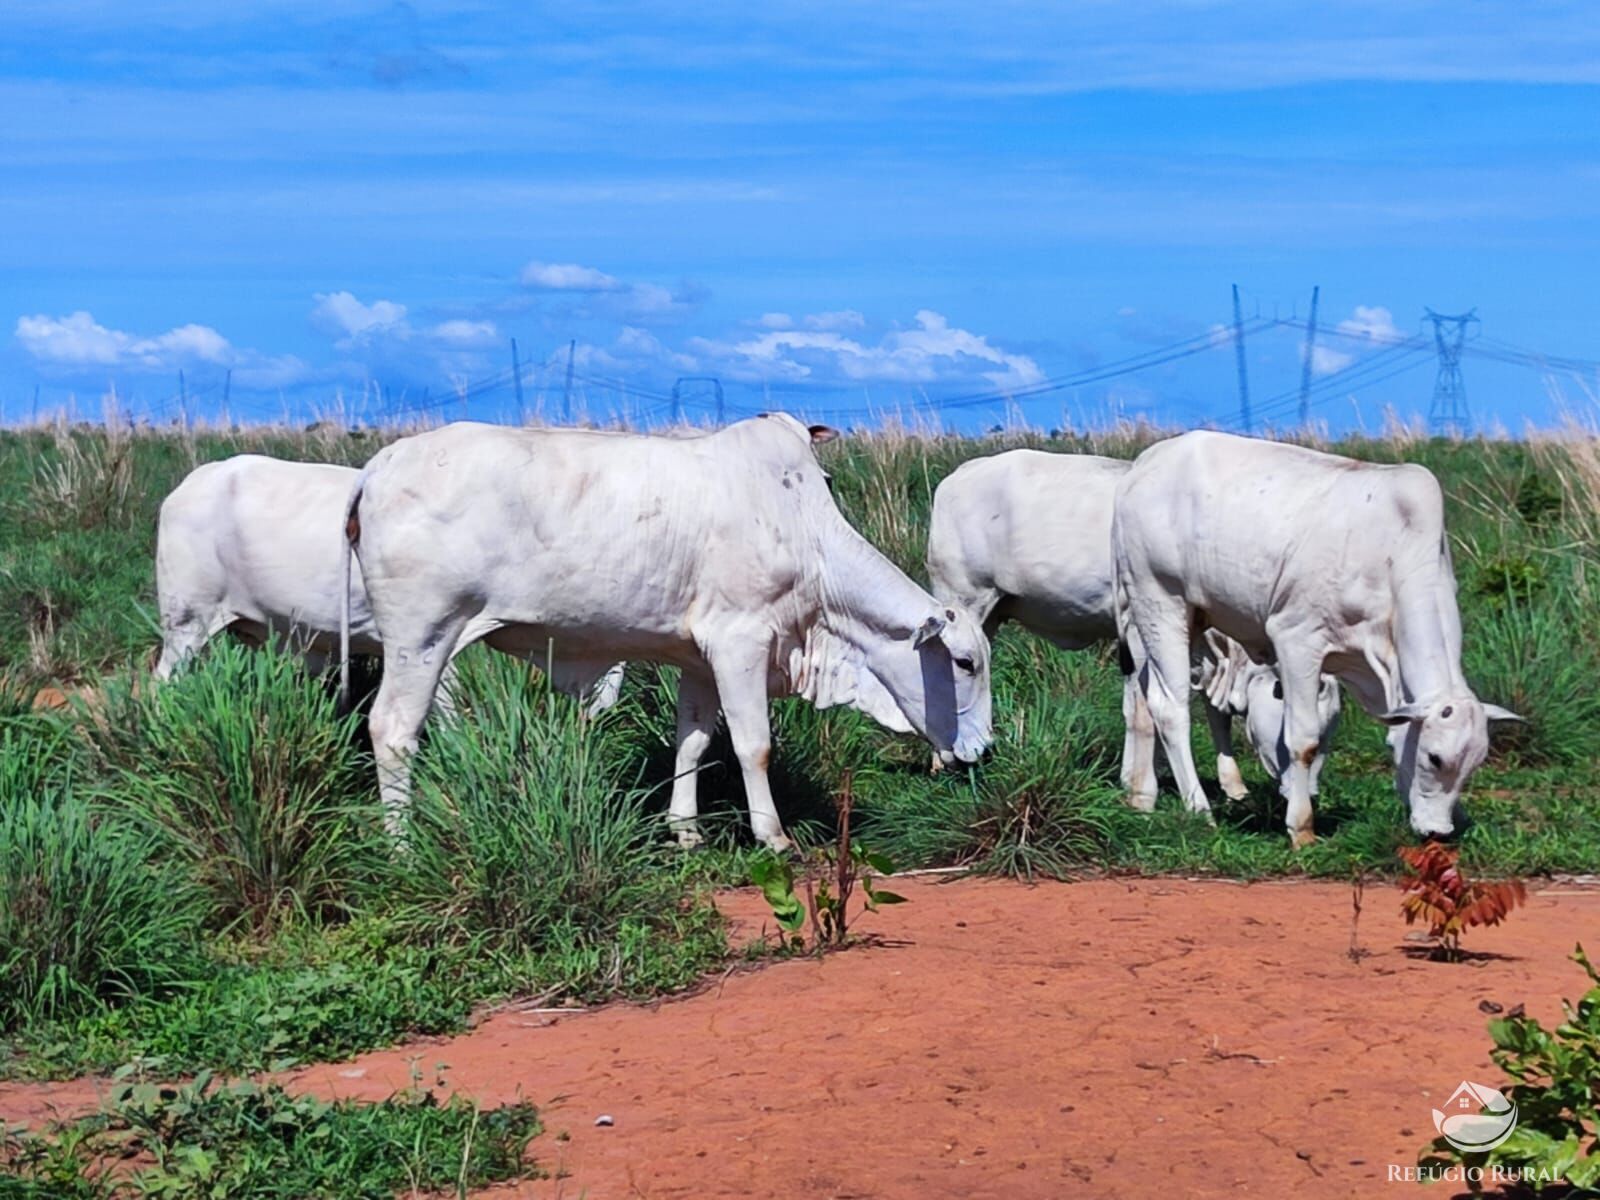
1378,703,1427,726
1483,704,1524,723
912,614,946,648
808,424,840,445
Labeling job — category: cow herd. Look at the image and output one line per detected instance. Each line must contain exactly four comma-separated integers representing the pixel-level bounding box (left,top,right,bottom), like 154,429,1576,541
155,414,1516,851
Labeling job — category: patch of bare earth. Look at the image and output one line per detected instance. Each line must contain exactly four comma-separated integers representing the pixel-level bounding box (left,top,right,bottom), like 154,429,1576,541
4,876,1594,1198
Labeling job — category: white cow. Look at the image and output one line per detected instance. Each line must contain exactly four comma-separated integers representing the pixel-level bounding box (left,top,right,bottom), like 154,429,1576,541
155,456,378,677
341,414,993,849
1112,430,1516,846
154,454,622,711
926,448,1339,802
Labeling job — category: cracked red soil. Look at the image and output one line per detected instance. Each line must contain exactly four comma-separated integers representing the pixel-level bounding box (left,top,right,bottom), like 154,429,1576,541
4,876,1595,1199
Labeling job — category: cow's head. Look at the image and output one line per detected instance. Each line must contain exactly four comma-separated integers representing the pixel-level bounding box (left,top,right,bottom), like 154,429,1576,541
912,606,993,765
851,605,991,764
1381,695,1520,837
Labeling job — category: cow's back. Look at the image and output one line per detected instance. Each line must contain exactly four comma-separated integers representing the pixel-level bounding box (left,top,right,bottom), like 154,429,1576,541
1114,431,1444,644
159,455,367,639
354,422,826,644
929,449,1129,645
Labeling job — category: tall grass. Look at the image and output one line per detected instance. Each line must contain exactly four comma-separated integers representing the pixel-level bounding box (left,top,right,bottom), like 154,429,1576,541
0,726,206,1030
1463,585,1600,766
80,640,379,932
387,649,713,966
856,631,1133,877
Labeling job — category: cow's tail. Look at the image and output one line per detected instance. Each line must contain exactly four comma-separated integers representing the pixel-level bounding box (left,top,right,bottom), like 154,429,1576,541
339,474,364,711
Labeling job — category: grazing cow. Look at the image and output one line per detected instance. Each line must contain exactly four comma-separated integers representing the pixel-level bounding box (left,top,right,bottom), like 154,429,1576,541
341,414,993,848
155,457,377,677
926,448,1338,801
1112,430,1517,846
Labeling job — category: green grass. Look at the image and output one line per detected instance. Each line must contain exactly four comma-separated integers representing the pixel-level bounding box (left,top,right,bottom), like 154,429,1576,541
0,642,728,1082
0,1070,540,1199
0,420,1597,1089
81,639,381,933
0,725,208,1031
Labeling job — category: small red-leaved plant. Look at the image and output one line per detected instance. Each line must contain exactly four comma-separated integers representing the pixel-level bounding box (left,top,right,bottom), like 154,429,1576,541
1398,841,1527,962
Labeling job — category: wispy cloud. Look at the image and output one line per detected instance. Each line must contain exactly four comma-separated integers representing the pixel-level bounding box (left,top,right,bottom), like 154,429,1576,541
688,309,1043,390
519,261,623,292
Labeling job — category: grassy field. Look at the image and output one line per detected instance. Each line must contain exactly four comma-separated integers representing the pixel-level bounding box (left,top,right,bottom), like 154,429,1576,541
1,416,1597,1094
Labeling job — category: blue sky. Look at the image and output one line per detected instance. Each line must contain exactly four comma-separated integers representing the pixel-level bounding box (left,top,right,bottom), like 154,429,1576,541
2,1,1596,432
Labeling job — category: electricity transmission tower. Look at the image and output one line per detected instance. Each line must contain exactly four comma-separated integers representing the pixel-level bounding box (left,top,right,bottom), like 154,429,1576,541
1424,308,1478,436
671,376,724,424
1298,285,1319,427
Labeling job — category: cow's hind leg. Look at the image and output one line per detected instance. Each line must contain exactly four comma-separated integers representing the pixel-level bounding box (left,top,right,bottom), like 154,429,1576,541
1118,652,1158,812
1134,606,1211,819
668,667,719,848
368,616,471,839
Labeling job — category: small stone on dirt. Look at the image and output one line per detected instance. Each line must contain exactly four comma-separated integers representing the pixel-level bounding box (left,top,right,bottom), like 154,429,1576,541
1478,999,1503,1014
595,1114,615,1127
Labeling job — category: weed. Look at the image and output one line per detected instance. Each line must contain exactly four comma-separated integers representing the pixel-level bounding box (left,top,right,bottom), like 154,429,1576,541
0,1069,540,1198
751,774,906,953
1420,945,1600,1192
1398,842,1527,962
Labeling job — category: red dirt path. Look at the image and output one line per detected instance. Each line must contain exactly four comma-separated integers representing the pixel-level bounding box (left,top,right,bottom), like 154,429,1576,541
4,876,1596,1198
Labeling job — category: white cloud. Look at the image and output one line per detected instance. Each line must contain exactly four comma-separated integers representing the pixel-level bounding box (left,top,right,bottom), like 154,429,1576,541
801,309,866,332
310,291,408,343
1335,304,1404,346
757,312,793,329
1304,304,1407,376
18,310,232,368
15,309,307,385
690,309,1043,390
519,261,622,292
622,281,677,315
1310,344,1354,375
429,318,498,347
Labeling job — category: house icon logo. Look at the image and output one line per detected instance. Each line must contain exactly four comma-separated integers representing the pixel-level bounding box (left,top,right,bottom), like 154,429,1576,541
1432,1081,1518,1152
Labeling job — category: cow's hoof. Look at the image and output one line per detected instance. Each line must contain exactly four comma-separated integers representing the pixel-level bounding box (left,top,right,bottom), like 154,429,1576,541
760,834,795,856
672,827,705,850
1220,780,1250,802
1124,792,1158,814
1290,829,1317,850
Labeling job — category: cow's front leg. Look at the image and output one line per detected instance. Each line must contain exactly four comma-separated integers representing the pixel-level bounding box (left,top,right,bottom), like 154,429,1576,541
1205,700,1249,801
705,640,790,852
669,667,719,848
1275,656,1329,849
